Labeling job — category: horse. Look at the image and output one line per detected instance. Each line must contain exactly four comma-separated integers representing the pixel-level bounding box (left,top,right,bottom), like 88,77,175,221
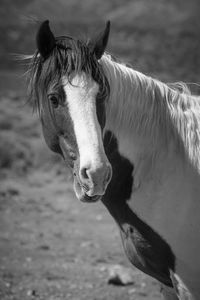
27,20,200,299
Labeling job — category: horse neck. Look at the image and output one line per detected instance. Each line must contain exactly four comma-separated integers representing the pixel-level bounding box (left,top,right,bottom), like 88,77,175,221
101,55,200,177
100,55,171,160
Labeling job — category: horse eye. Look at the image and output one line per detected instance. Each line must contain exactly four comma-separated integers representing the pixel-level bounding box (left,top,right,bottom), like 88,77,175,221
49,95,59,108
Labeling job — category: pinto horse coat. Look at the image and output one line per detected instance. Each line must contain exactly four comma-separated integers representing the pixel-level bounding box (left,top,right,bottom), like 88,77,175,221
28,20,199,299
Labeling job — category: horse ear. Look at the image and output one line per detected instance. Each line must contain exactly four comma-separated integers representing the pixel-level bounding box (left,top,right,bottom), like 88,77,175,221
89,21,110,60
36,20,55,59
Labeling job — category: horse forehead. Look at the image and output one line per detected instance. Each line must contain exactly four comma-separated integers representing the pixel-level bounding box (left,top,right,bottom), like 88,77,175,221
62,73,99,96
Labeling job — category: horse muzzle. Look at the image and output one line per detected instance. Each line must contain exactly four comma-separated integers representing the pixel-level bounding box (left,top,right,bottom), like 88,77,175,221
74,160,112,202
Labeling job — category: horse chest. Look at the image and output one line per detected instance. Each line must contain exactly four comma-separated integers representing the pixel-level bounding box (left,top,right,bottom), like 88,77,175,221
102,131,175,287
103,197,175,287
119,219,174,287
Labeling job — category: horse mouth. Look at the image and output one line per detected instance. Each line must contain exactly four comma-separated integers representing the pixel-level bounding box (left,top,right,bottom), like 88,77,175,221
73,176,102,203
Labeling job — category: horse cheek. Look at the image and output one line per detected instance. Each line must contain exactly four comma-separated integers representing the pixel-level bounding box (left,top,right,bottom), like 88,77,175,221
41,117,62,155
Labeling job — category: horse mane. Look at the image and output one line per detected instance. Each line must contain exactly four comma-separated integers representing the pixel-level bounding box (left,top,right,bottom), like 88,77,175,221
27,36,109,115
100,54,200,170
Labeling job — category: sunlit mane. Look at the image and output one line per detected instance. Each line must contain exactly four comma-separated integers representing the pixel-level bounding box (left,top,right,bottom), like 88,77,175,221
100,54,200,170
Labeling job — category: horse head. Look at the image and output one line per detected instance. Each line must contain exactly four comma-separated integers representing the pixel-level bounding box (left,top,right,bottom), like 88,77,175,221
29,20,112,202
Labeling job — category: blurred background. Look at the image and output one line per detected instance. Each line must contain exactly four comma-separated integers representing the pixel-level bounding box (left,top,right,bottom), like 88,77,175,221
0,1,200,300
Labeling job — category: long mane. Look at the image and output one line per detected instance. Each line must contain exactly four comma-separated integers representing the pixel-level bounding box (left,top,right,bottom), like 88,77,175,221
100,54,200,170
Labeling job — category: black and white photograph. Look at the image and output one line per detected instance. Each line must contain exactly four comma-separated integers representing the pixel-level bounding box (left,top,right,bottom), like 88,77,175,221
0,1,200,299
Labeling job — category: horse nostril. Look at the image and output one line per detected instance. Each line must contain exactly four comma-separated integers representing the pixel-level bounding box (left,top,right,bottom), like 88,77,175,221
80,167,90,181
79,162,112,196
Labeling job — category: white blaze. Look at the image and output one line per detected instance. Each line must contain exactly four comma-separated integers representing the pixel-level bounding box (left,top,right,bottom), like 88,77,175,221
63,73,106,178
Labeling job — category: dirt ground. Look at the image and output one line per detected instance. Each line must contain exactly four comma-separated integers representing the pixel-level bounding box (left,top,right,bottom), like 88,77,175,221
1,0,200,299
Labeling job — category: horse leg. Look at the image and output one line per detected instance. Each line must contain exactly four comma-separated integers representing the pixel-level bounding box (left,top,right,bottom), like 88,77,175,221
160,282,194,300
169,271,194,300
160,284,179,300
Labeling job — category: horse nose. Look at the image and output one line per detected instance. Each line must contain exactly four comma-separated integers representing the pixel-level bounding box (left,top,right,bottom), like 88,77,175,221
79,161,112,196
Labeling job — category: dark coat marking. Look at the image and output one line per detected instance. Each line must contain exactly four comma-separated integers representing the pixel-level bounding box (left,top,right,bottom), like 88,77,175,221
102,130,175,287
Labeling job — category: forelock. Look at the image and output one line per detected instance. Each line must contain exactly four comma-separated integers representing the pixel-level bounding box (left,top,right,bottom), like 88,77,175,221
27,36,109,114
